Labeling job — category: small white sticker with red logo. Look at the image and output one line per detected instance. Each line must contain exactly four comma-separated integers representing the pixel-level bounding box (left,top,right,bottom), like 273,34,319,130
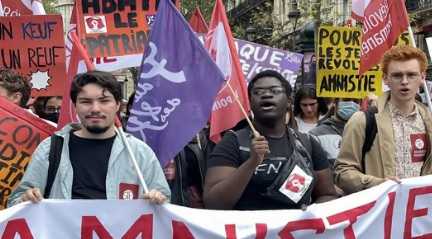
84,16,107,34
278,165,313,203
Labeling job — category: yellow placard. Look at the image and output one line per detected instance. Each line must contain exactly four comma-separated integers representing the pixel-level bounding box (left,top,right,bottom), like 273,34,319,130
316,26,382,98
316,26,411,99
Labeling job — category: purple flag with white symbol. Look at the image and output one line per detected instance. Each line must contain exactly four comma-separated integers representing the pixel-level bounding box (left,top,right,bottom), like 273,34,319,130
127,0,225,167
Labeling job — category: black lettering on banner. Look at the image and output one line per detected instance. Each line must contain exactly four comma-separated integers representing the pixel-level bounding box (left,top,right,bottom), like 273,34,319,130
22,21,56,40
0,140,17,162
318,28,329,45
10,151,31,171
114,12,138,28
0,22,13,40
319,74,376,94
27,46,63,68
13,125,36,148
0,49,21,70
85,31,148,57
0,185,12,206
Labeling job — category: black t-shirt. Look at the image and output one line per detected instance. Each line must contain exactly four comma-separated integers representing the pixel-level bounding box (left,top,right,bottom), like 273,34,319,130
68,132,116,199
207,130,329,210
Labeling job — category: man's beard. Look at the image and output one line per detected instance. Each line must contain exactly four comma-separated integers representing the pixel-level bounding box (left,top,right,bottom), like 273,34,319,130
85,125,110,134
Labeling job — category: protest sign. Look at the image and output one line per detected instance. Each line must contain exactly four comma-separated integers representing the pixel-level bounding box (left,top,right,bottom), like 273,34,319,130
236,39,303,86
316,26,382,98
0,15,66,97
75,0,179,58
0,97,55,209
76,36,303,89
2,176,432,238
316,26,412,98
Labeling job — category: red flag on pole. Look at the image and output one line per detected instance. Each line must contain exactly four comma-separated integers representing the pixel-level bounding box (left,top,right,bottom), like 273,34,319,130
189,7,208,33
205,0,250,142
359,0,409,75
57,5,95,129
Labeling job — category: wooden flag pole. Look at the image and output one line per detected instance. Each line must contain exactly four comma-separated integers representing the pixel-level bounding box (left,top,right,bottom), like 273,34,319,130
226,81,260,137
115,126,150,194
408,26,432,112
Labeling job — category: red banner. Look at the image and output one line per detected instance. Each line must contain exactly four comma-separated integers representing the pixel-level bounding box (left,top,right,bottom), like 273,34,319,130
359,0,409,75
205,0,250,142
75,0,180,58
0,15,66,97
0,97,55,209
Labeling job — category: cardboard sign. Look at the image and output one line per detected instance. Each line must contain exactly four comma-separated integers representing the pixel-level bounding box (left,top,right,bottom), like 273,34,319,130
0,97,55,209
0,15,66,97
76,0,179,58
316,26,382,99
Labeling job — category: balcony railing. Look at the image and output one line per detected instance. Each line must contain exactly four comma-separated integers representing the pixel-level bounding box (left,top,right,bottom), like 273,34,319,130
406,0,432,13
227,0,266,19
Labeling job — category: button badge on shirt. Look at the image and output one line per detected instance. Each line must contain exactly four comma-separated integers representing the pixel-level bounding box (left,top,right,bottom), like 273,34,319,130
119,183,139,200
410,133,428,163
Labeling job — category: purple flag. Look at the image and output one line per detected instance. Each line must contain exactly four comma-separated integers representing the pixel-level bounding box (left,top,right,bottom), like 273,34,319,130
127,0,224,167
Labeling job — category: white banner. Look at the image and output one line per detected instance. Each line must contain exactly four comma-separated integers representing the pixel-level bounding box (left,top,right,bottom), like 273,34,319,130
1,176,432,238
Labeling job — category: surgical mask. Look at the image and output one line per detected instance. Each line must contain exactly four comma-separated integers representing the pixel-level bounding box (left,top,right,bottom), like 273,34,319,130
337,101,359,121
43,112,59,123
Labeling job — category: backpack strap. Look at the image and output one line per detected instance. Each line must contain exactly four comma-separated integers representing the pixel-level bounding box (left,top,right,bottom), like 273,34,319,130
361,107,378,170
290,129,312,157
185,143,206,188
44,135,64,199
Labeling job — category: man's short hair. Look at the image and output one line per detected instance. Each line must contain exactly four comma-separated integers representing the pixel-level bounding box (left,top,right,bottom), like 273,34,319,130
381,45,428,75
0,69,31,107
248,70,292,98
70,71,122,104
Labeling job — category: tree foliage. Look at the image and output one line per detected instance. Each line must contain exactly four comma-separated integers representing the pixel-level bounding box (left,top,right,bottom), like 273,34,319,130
42,0,58,14
180,0,216,23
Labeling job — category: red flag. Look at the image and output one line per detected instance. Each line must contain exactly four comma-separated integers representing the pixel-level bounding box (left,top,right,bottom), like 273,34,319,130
205,0,250,142
189,7,208,33
0,97,55,208
0,0,45,16
57,5,95,129
359,0,409,75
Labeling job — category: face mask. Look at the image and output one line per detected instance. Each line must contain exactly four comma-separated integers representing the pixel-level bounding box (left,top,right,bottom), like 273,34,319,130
337,101,360,121
43,112,59,123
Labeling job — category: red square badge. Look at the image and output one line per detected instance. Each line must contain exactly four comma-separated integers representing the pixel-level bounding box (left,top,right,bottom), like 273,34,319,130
119,183,139,200
410,133,429,163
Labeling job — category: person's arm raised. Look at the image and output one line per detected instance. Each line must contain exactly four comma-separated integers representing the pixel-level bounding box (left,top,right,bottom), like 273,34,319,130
203,135,269,210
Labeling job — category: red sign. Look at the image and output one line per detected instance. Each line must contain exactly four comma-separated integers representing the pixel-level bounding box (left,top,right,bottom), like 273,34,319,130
0,15,66,97
0,97,55,208
75,0,180,58
205,0,250,142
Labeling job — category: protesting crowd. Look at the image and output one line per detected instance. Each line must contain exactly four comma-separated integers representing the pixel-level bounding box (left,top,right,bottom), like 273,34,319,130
1,0,432,238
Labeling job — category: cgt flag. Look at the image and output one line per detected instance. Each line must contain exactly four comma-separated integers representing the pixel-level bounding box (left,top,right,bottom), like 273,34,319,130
206,0,250,142
359,0,409,75
127,0,224,167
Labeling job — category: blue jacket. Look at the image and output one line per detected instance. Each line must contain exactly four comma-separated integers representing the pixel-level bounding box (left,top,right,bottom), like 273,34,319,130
8,124,170,206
